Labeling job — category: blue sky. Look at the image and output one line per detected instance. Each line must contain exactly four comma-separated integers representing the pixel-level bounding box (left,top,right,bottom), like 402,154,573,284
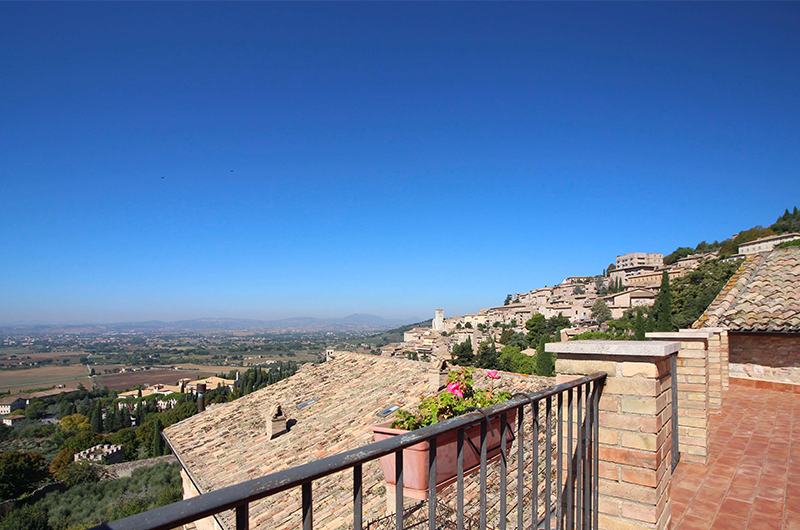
1,2,798,325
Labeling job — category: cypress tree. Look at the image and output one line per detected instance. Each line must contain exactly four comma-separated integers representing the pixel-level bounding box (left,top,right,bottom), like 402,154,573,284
451,338,474,366
152,418,165,457
654,271,675,332
136,403,145,426
634,309,646,340
535,337,555,377
91,402,103,433
121,407,132,428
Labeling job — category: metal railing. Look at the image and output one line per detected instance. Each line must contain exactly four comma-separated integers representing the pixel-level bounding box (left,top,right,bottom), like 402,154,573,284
92,372,606,530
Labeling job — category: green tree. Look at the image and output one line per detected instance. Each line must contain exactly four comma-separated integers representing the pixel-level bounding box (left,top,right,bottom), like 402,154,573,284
504,294,512,306
107,427,138,461
475,340,499,369
24,399,47,420
525,314,546,345
573,285,585,295
654,271,675,332
498,345,536,374
90,402,103,433
634,308,647,340
152,418,165,457
55,460,101,488
544,313,571,339
498,328,514,345
0,504,52,530
0,451,50,501
451,338,474,366
535,337,555,377
592,298,612,324
506,332,529,350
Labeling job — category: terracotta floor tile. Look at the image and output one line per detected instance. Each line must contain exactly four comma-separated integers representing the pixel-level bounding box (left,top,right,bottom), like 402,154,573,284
736,465,762,477
670,486,697,504
784,511,800,530
717,497,753,519
751,497,785,515
676,473,706,491
667,386,800,529
760,474,787,489
677,514,715,530
756,484,785,501
685,498,721,519
700,487,728,504
710,514,748,530
704,474,734,491
747,514,784,530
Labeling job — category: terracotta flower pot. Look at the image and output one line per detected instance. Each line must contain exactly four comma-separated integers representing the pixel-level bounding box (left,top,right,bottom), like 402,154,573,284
371,408,517,500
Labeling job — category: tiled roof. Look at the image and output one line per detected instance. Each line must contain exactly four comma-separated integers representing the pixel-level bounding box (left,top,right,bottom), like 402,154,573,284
694,248,800,331
163,352,552,530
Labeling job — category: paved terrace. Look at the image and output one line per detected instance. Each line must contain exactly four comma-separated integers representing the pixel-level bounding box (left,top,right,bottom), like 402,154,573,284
670,383,800,530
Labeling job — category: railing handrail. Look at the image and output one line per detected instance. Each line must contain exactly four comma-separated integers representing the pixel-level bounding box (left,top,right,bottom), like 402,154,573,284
92,372,607,530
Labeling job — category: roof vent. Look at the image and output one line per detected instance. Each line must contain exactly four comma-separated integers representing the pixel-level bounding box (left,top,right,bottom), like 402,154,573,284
429,358,449,392
267,403,288,439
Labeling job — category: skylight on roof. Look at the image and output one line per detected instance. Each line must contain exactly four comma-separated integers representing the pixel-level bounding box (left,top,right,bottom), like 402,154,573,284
297,398,319,409
377,404,400,418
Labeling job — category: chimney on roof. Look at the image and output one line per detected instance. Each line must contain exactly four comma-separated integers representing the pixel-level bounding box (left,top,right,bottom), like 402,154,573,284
429,359,449,393
196,383,206,413
267,403,287,439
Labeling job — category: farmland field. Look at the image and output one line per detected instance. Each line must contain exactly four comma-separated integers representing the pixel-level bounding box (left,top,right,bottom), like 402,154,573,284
0,365,92,393
97,369,222,391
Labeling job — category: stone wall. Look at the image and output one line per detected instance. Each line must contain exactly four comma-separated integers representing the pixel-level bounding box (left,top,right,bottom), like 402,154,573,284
104,454,178,479
729,332,800,369
548,340,681,530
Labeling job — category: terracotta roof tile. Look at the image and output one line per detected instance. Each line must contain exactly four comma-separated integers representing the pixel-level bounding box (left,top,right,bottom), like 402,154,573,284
695,248,800,332
164,353,553,530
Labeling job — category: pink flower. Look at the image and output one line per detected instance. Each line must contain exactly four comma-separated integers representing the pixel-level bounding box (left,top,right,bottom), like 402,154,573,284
446,382,464,398
487,370,500,380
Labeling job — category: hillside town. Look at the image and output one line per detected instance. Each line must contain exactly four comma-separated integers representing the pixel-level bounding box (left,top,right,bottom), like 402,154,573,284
396,231,800,360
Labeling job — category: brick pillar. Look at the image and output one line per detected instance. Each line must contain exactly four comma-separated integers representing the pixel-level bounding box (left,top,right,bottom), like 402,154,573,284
714,328,730,390
647,330,711,465
701,328,729,414
548,340,680,530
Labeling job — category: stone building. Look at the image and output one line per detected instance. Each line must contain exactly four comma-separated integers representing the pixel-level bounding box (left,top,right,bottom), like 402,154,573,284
0,396,26,415
738,232,800,255
74,444,124,464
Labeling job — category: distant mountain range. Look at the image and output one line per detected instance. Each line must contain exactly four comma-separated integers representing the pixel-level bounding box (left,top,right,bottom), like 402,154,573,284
0,314,426,334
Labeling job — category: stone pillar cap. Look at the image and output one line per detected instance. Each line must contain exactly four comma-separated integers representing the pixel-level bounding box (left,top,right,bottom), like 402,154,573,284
647,330,713,339
546,340,680,358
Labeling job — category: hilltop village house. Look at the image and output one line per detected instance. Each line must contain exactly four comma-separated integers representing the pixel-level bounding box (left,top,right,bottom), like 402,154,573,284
397,250,718,359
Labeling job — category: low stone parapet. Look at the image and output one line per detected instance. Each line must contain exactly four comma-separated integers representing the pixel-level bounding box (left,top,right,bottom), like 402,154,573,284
548,340,680,530
647,330,712,465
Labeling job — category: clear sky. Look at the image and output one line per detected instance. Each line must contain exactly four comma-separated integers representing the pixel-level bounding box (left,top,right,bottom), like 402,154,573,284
1,2,798,325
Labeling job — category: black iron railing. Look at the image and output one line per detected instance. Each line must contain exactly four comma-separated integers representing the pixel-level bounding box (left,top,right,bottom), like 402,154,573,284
91,372,606,530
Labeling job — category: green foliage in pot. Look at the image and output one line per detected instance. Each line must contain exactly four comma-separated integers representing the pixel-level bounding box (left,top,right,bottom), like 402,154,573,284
390,367,511,431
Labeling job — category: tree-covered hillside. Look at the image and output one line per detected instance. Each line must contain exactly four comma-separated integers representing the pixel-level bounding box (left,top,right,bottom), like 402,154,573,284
664,206,798,262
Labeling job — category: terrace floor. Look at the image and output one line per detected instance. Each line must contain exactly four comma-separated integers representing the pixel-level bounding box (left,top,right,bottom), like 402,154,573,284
670,383,800,530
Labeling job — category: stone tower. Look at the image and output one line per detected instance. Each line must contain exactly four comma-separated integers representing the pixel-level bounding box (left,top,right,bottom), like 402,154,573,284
433,309,444,331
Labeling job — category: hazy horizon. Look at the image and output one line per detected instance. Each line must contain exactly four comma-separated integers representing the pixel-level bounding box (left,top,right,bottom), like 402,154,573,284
2,3,798,325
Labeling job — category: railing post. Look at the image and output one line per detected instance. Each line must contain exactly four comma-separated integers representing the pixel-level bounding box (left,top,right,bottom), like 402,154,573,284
647,330,712,465
548,340,680,530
